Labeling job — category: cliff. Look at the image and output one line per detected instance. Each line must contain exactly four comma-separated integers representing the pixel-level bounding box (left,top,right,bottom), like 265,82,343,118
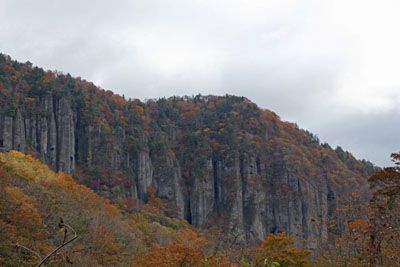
0,54,375,246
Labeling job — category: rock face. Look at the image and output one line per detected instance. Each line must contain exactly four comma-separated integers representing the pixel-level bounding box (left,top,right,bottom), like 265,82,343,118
0,96,75,173
56,98,75,173
0,55,374,246
0,94,368,247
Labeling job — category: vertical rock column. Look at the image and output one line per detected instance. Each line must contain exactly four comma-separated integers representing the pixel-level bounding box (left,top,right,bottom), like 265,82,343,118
24,116,38,150
153,153,185,218
190,159,215,228
56,98,75,173
137,150,153,200
241,156,267,241
12,109,25,152
43,95,57,170
0,115,13,151
219,154,245,241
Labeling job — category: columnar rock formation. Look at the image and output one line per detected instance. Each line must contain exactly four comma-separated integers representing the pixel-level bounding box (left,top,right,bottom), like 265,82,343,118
0,96,370,246
0,54,374,246
0,96,75,173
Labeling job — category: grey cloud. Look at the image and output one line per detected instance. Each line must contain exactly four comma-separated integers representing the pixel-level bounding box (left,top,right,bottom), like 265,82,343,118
0,0,398,166
313,111,400,166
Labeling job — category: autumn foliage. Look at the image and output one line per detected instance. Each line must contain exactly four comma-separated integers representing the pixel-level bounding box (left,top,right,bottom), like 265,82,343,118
0,151,191,266
315,152,400,267
0,150,318,266
254,233,311,267
132,229,207,266
0,53,388,266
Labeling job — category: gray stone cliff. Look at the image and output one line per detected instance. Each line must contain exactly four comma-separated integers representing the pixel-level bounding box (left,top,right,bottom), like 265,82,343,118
0,94,369,247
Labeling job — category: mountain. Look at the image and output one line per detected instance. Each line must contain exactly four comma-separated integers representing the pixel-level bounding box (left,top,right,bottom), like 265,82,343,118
0,54,375,247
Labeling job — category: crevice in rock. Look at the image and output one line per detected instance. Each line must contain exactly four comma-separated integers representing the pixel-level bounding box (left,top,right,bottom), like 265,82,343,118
74,109,81,166
11,114,15,149
185,195,193,224
299,179,308,239
212,159,219,213
53,97,60,171
256,157,261,175
327,185,335,217
34,116,39,151
239,154,247,228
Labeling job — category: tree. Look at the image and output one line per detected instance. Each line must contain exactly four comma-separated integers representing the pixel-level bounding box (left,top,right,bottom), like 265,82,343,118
367,152,400,266
254,233,311,267
132,229,207,267
316,152,400,267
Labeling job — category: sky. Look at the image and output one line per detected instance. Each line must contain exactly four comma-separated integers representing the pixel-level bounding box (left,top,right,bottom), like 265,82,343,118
0,0,399,166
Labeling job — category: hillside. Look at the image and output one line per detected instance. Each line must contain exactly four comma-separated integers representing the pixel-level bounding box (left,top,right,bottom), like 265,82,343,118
1,151,316,266
0,150,201,266
0,54,376,248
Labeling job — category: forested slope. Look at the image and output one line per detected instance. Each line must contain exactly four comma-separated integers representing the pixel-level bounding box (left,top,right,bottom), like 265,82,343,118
0,54,376,247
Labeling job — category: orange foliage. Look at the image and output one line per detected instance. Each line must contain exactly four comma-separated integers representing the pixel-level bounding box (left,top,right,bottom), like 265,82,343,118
4,186,44,239
254,233,311,267
86,226,122,265
134,105,145,115
133,229,207,267
347,219,367,230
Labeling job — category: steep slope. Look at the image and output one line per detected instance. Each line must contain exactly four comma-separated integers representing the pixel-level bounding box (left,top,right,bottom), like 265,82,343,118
0,150,197,266
0,54,375,246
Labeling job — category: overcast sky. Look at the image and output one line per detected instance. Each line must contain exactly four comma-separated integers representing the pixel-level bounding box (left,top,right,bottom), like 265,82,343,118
0,0,399,166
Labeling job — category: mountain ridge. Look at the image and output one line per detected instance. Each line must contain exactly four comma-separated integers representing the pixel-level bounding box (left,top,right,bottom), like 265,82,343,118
0,53,375,246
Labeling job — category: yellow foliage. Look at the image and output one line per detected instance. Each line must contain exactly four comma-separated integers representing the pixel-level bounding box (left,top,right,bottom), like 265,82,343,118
0,151,200,265
255,233,311,267
0,150,56,182
5,186,41,223
134,105,145,115
132,229,207,267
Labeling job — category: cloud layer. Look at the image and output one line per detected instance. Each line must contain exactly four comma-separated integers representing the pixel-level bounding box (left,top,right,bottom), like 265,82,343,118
1,0,399,166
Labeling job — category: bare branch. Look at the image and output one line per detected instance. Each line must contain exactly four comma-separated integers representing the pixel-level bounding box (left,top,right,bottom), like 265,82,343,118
16,243,41,261
16,218,79,267
36,234,78,267
64,223,76,236
36,222,78,267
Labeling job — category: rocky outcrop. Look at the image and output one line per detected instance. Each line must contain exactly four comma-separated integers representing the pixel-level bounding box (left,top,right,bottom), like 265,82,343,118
0,96,75,173
152,152,185,218
137,150,153,200
0,115,13,151
56,98,75,173
189,159,215,228
0,94,368,246
13,109,26,153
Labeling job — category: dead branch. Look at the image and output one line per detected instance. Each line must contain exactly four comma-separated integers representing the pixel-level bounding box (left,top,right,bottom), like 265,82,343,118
16,243,41,261
16,218,79,267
